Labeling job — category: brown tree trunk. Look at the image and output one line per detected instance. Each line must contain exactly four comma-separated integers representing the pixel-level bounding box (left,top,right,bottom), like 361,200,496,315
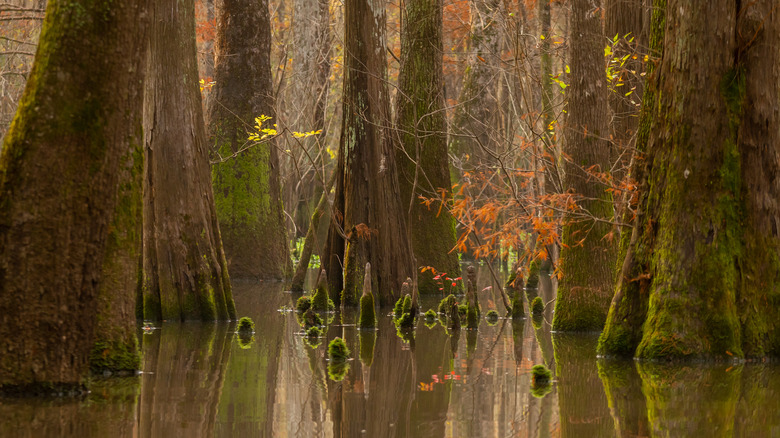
290,169,336,292
449,0,503,172
599,0,780,360
92,143,143,373
553,0,617,332
395,0,461,293
207,0,291,279
0,0,149,392
323,0,415,306
143,0,236,322
284,0,332,238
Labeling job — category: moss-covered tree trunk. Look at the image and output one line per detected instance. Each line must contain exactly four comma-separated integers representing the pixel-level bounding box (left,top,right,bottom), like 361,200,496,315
552,0,617,332
599,0,780,360
206,0,291,279
142,0,236,322
395,0,460,293
92,144,144,373
323,0,414,306
0,0,149,392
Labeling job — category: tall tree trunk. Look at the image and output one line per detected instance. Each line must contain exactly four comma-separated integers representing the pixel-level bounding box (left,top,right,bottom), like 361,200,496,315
395,0,461,293
552,0,617,332
92,143,144,373
449,0,503,173
0,0,149,392
285,0,332,237
538,0,560,196
599,0,780,360
207,0,291,279
323,0,414,306
143,0,236,322
604,0,648,167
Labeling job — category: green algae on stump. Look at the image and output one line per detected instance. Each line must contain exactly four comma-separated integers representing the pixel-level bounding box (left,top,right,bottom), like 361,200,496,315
486,310,499,325
311,269,333,311
526,260,540,289
359,262,377,329
328,337,350,362
531,364,552,387
296,296,312,313
531,296,544,316
237,316,255,333
438,294,456,314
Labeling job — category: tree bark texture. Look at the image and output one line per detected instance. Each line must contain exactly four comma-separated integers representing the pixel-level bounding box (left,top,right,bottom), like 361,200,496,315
604,0,648,167
0,0,149,391
324,0,414,306
207,0,291,279
538,0,561,196
395,0,460,294
92,142,143,373
290,169,335,292
284,0,332,237
143,0,236,322
599,0,780,360
449,0,503,173
553,0,617,332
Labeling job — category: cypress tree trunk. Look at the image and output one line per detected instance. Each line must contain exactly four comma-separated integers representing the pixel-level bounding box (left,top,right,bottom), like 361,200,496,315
599,0,780,360
552,0,617,332
0,0,149,392
323,0,415,306
285,0,332,236
143,0,236,322
395,0,460,293
538,0,560,196
604,0,648,175
449,0,503,171
207,0,291,279
92,144,144,373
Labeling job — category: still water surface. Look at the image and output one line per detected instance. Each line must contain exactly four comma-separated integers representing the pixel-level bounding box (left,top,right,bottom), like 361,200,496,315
1,270,778,437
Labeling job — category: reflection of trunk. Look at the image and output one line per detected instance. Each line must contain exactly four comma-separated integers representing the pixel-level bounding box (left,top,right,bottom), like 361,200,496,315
395,0,460,293
215,323,285,435
0,378,140,436
637,363,740,437
139,323,233,435
142,0,235,321
323,0,414,306
553,0,617,332
0,0,149,390
597,360,649,437
553,334,613,437
207,0,290,279
409,321,453,436
736,365,780,436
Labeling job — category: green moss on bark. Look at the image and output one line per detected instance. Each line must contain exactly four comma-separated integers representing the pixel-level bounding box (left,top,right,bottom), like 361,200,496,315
89,338,141,374
359,292,377,329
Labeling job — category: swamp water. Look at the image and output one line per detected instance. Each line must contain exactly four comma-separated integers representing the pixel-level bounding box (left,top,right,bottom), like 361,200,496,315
1,271,778,437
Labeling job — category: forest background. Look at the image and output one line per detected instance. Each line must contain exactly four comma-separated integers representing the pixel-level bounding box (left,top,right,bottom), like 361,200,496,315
0,0,778,393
